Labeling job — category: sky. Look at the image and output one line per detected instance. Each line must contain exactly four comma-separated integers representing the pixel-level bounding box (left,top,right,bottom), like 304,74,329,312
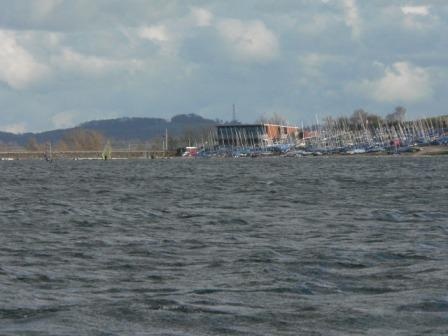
0,0,447,133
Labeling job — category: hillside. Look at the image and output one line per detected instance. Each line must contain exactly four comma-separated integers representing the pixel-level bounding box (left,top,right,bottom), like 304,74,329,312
0,114,219,146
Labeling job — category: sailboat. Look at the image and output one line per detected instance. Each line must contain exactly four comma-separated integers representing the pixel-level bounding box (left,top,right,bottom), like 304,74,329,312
102,141,112,160
44,142,53,162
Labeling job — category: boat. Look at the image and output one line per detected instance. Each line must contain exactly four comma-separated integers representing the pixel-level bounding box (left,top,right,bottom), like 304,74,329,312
102,141,112,160
182,146,198,157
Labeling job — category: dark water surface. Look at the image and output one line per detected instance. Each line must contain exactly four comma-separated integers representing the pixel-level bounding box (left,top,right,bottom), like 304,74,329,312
1,157,447,335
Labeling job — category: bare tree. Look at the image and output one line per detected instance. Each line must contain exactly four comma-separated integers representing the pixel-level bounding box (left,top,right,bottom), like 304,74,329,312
58,128,106,150
366,113,384,128
25,137,43,151
56,140,69,151
0,141,12,151
350,109,369,129
386,106,407,123
256,112,288,125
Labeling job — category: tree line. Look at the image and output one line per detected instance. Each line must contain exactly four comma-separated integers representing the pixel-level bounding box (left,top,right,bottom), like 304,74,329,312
25,128,105,151
9,106,447,153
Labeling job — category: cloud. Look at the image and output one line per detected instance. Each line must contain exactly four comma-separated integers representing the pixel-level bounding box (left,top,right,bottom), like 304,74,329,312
55,48,142,75
58,48,114,73
217,19,279,63
137,24,180,56
51,111,78,129
0,30,49,89
359,62,432,103
401,6,430,16
342,0,361,39
33,0,62,19
0,1,447,131
295,52,346,90
138,25,170,43
299,53,342,68
191,7,213,27
297,14,334,35
0,123,27,134
400,5,434,30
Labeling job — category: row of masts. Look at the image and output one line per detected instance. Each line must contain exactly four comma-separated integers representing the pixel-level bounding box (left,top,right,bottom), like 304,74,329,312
186,115,448,155
305,115,448,152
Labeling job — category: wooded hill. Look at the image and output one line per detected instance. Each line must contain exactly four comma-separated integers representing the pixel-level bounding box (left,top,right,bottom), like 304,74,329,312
0,114,219,148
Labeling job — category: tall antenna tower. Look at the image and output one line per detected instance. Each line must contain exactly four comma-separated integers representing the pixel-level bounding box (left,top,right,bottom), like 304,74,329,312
232,104,236,123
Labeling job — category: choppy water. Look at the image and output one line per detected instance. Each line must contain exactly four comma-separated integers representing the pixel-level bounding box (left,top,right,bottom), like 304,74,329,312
1,157,447,335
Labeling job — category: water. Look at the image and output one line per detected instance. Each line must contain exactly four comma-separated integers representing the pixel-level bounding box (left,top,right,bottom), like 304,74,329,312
1,157,447,335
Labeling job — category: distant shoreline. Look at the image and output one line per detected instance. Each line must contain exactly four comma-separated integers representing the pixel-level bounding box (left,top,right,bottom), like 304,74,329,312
411,145,448,156
1,145,447,161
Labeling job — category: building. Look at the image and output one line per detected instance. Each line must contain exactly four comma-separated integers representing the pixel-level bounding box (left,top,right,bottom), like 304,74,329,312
216,124,300,147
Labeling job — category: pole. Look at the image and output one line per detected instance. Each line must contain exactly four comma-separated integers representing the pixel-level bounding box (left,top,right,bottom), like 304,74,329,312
165,128,168,157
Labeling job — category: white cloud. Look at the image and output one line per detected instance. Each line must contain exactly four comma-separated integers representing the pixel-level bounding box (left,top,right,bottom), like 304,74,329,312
60,48,114,73
0,30,48,89
137,24,179,56
45,32,63,47
359,62,432,103
55,48,142,75
51,111,78,129
191,7,213,27
138,25,170,42
217,19,279,63
342,0,361,39
300,53,342,68
400,5,434,30
0,123,27,134
401,6,430,16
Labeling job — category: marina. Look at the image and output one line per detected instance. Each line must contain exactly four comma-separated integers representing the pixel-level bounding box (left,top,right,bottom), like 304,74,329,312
2,116,447,160
186,116,448,158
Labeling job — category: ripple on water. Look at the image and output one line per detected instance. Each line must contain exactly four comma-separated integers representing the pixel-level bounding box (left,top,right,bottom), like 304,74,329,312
0,157,447,335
